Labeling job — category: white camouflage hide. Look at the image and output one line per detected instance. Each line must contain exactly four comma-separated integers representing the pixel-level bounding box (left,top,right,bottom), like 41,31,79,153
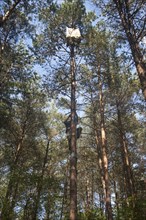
66,27,81,38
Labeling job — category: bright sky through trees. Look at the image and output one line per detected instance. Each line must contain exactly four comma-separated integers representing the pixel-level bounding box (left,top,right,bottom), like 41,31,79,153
0,0,146,219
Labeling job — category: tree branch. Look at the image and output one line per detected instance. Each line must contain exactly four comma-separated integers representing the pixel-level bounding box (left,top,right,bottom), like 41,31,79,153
0,0,22,26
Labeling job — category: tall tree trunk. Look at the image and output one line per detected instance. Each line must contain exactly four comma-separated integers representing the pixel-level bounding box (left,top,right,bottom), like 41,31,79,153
60,162,69,220
69,44,77,220
113,180,119,218
113,0,146,99
93,113,106,211
22,197,33,220
32,139,50,220
116,103,135,199
85,178,92,211
90,86,111,218
1,127,25,220
45,197,51,220
98,67,113,220
91,170,94,208
99,193,105,216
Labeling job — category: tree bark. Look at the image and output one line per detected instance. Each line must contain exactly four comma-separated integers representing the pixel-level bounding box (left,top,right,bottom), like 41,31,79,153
113,0,146,99
69,45,77,220
0,0,21,26
113,180,119,218
116,103,135,198
1,128,25,219
60,163,69,220
32,139,50,220
85,178,92,210
98,67,113,220
92,111,106,211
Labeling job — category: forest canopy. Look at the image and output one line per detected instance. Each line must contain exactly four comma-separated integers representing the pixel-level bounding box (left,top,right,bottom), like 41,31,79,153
0,0,146,220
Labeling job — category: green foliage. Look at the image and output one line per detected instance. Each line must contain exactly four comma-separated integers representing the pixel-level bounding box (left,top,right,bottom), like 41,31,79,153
114,196,146,220
0,0,146,219
61,0,86,28
77,208,106,220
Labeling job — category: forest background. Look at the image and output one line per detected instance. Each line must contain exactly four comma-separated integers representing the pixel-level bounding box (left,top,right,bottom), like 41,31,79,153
0,0,146,220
